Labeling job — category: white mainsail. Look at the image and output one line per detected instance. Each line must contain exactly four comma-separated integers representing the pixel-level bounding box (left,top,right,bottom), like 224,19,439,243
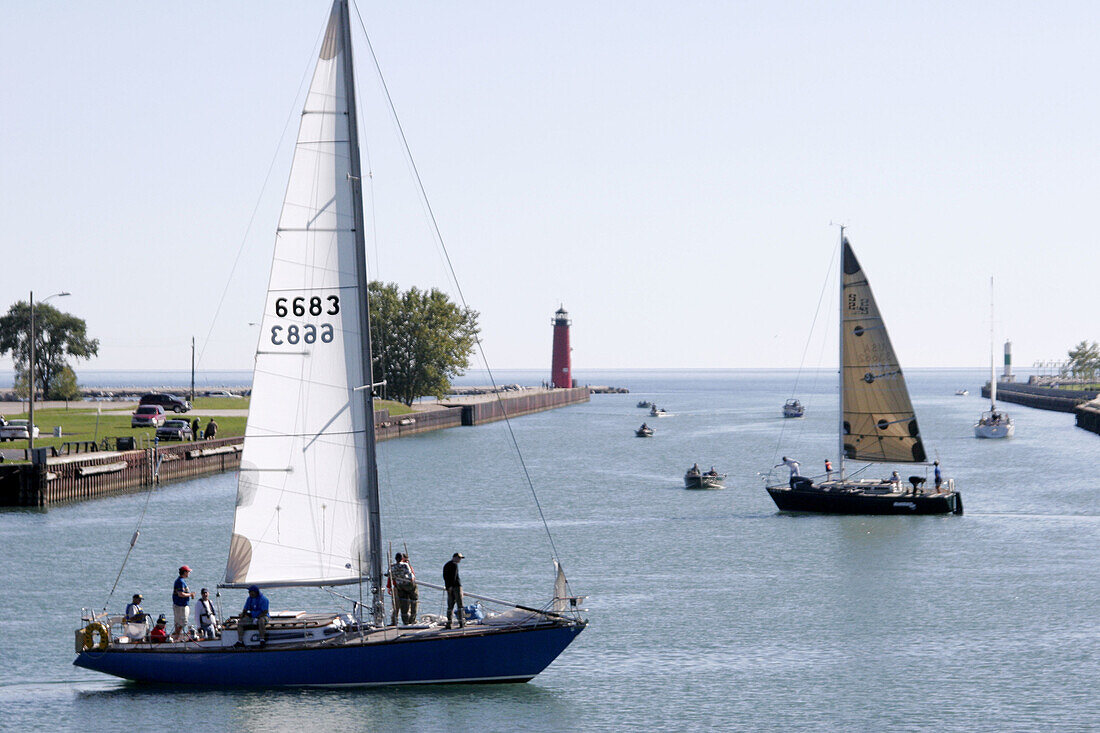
225,3,375,587
840,239,927,464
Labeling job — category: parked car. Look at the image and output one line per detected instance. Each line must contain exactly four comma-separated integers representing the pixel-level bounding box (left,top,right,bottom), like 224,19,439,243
0,419,40,441
138,393,191,413
156,419,194,441
132,405,167,428
207,390,241,399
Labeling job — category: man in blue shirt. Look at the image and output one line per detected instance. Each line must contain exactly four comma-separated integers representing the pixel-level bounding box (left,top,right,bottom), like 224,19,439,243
172,565,195,641
236,585,270,647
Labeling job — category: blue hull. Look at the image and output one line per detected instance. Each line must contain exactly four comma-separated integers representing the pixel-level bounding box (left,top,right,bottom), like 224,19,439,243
74,625,583,687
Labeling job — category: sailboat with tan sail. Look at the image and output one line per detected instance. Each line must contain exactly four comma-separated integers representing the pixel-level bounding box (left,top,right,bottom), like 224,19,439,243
764,230,963,515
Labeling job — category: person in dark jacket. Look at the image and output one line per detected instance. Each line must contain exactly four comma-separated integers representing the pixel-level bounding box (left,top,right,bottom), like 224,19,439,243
204,418,218,440
191,417,201,441
442,553,464,629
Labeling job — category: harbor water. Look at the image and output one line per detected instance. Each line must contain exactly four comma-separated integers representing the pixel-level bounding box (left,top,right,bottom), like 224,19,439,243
1,369,1096,731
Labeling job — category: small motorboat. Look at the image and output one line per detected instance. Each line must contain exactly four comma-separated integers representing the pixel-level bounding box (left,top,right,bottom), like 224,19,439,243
782,399,804,418
955,389,969,396
685,466,726,489
635,424,654,437
650,406,672,417
636,400,652,408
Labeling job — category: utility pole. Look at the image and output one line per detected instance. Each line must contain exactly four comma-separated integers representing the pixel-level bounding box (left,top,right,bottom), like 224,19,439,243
190,336,195,404
28,291,35,452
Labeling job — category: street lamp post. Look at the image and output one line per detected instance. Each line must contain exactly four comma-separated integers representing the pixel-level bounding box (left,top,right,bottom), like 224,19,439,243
28,290,70,453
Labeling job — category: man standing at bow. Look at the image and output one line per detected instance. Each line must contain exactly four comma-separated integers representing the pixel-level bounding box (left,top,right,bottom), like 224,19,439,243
443,553,464,629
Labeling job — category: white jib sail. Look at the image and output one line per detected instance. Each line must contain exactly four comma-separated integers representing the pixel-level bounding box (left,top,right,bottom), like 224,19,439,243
225,4,370,587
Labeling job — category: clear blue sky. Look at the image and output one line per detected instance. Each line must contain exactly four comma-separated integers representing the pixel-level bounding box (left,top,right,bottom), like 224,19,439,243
1,1,1096,377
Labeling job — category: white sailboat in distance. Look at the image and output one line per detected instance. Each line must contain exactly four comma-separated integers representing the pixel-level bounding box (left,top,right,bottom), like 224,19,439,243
975,276,1014,439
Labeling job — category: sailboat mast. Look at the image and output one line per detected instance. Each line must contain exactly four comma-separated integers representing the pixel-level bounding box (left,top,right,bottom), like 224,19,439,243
837,226,846,481
989,276,997,411
339,0,384,621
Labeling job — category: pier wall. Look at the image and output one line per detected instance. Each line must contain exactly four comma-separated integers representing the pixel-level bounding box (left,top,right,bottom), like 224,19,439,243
460,387,590,425
375,407,463,442
981,382,1097,413
1,437,243,507
1,387,592,506
1075,400,1100,436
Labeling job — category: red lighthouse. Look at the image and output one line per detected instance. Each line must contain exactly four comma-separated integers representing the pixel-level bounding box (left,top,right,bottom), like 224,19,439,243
550,306,572,389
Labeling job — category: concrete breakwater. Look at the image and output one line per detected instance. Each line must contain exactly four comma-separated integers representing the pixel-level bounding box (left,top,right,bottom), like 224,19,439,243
1075,398,1100,437
980,382,1098,413
375,386,591,440
0,437,243,507
2,387,591,506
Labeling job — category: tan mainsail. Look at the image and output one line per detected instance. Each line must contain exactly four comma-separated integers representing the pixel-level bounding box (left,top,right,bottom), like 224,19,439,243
841,239,927,464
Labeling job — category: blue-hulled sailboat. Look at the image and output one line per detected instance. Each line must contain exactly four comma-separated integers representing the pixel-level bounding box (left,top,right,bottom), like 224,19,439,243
74,0,585,686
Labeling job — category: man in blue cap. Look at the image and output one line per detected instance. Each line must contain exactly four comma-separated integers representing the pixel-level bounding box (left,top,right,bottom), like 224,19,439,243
236,585,270,647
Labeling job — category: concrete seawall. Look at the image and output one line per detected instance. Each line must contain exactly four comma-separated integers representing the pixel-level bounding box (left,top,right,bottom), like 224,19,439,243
1,387,592,506
1075,399,1100,436
980,382,1097,413
0,437,243,507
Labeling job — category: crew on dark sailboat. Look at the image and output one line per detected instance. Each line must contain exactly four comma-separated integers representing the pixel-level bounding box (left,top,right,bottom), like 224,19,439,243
780,457,800,487
444,553,464,629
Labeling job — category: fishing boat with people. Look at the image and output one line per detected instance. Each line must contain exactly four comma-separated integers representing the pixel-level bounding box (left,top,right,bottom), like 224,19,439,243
73,0,585,687
635,423,655,437
782,399,804,418
764,230,962,515
636,400,652,408
684,465,726,489
649,406,672,417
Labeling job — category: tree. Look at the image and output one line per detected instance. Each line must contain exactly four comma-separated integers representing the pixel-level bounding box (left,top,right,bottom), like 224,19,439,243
52,365,81,402
1066,340,1100,380
368,281,479,405
0,301,99,399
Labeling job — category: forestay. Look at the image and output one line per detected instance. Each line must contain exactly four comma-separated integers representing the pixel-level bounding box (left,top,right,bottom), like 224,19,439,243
840,239,927,464
225,4,373,587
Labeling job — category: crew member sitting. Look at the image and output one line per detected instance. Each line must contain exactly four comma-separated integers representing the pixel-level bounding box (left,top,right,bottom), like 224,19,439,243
150,614,169,643
236,585,270,648
124,593,150,639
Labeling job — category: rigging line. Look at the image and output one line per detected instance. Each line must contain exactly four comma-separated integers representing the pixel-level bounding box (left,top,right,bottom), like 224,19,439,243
101,449,161,612
352,3,563,567
771,237,840,469
792,238,840,449
196,20,327,370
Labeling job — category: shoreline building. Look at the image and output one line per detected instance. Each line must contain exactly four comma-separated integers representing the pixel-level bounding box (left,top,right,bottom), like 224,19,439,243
551,306,572,389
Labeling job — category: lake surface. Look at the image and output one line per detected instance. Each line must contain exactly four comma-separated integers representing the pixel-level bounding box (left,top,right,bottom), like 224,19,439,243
2,369,1096,731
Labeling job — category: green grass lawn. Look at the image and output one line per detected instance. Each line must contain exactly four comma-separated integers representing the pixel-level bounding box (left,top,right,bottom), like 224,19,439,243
1,407,247,453
191,396,251,410
1,398,412,455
